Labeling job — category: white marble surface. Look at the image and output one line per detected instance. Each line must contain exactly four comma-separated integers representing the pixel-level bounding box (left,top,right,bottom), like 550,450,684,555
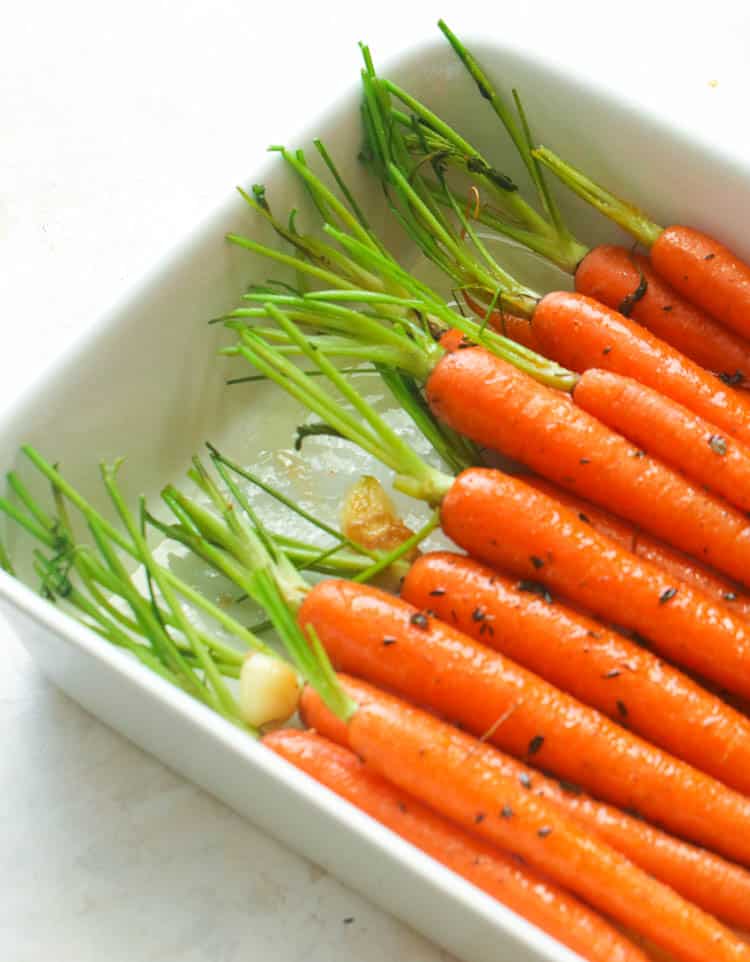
2,1,750,959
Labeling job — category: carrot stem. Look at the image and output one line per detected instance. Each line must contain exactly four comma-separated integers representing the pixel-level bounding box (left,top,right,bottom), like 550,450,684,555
312,138,382,248
365,32,587,272
437,23,539,194
238,183,388,296
1,450,353,719
532,146,663,248
158,462,357,721
12,478,257,668
0,533,14,575
243,307,453,505
270,146,380,255
226,231,360,293
228,132,578,393
205,445,379,560
420,178,580,269
377,77,550,241
323,227,578,391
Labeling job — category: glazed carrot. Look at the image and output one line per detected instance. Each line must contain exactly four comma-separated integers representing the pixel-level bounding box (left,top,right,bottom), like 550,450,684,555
264,729,647,962
529,291,750,446
297,579,750,863
302,679,750,932
304,677,750,962
574,245,750,381
400,550,750,794
651,227,750,340
426,344,750,585
522,477,750,621
574,368,750,513
439,467,750,701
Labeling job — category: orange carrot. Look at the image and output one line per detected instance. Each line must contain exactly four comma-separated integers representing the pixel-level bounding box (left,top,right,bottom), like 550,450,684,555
529,290,750,446
522,477,750,621
651,226,750,341
574,245,750,381
574,368,750,514
302,679,750,932
426,345,750,586
436,328,472,353
302,677,750,962
264,729,647,962
297,578,750,863
438,467,750,699
400,550,750,794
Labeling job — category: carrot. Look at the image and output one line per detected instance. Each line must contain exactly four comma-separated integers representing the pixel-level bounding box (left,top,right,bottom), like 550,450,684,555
400,550,750,794
574,368,750,513
651,227,750,341
426,344,750,586
522,477,750,622
264,728,647,962
297,578,750,863
529,290,750,446
439,467,750,701
302,677,750,962
574,245,750,381
302,679,750,932
534,147,750,344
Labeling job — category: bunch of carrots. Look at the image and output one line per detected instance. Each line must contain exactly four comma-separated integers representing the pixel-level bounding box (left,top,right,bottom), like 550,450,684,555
5,19,750,962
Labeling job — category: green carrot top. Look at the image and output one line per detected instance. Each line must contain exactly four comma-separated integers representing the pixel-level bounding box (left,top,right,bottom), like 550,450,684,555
359,22,588,274
0,446,358,722
224,138,577,392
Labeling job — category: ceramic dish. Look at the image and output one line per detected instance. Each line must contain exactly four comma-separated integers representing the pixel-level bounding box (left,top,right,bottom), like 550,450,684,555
3,34,750,962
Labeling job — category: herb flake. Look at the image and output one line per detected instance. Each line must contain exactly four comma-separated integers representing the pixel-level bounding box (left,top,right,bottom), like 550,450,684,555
528,735,545,756
517,580,553,604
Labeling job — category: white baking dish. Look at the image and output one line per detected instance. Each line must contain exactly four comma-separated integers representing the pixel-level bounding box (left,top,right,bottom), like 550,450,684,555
3,33,749,962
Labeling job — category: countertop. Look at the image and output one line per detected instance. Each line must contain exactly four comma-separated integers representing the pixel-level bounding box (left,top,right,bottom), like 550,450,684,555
2,1,749,958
